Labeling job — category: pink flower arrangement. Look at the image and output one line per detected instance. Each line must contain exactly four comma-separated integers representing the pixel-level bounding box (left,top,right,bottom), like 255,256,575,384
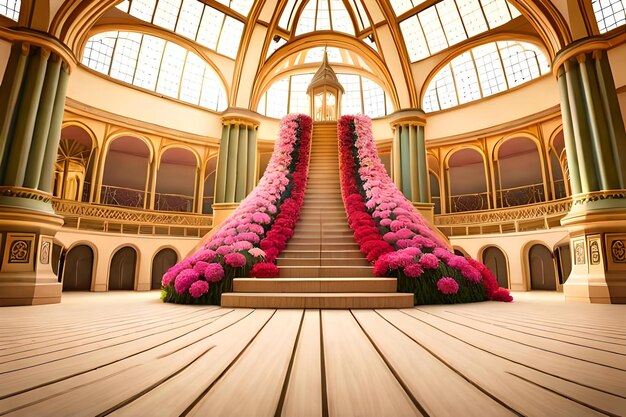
437,277,460,295
338,114,511,305
161,114,312,304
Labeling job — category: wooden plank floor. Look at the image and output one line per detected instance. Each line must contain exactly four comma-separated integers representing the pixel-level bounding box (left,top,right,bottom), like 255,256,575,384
0,291,624,417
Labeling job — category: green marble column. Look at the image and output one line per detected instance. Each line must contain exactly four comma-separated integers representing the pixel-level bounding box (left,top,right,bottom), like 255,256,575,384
399,125,412,198
408,125,419,201
0,43,29,165
392,125,402,190
557,47,626,304
246,126,257,194
224,124,239,203
214,124,230,204
417,125,428,203
235,126,248,202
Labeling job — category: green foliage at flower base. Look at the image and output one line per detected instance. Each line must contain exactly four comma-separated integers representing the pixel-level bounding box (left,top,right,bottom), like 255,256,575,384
396,266,487,305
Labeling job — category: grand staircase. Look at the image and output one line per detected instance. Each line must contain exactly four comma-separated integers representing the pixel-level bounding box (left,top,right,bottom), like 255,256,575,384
221,122,413,308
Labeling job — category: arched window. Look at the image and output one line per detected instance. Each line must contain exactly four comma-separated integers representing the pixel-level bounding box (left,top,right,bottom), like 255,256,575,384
447,148,489,212
295,0,356,35
82,32,227,111
0,0,19,20
592,0,626,33
55,125,96,202
115,0,247,57
423,41,550,112
399,0,522,61
550,130,569,199
495,137,545,207
258,73,393,118
155,148,198,212
101,136,151,208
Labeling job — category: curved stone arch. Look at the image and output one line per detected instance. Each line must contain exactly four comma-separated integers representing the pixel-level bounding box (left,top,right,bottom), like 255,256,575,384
102,131,156,165
63,240,98,291
151,245,182,263
156,144,202,171
505,0,572,57
547,125,570,195
443,144,488,171
443,145,491,211
252,33,400,111
60,120,99,149
479,244,511,289
80,24,231,104
418,34,551,109
452,245,469,257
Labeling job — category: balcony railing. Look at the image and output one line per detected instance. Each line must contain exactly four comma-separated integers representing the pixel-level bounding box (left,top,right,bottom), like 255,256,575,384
101,185,145,208
52,199,213,237
497,183,545,207
434,197,572,237
450,192,490,212
155,192,194,213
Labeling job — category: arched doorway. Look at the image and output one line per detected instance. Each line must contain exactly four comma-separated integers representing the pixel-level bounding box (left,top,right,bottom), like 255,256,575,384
528,244,557,290
62,245,94,291
55,125,96,202
203,157,217,214
482,246,509,289
155,148,198,212
152,248,178,290
109,247,137,290
102,136,151,208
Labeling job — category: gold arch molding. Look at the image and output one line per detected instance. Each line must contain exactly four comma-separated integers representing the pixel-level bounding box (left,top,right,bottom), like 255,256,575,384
251,33,401,111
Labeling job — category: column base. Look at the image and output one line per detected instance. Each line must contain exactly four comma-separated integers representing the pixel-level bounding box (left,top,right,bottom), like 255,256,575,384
412,202,434,223
212,202,240,227
561,195,626,304
0,205,64,306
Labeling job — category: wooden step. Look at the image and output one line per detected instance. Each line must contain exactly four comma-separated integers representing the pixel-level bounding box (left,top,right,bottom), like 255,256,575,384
280,249,364,259
279,266,374,278
221,292,414,309
276,257,370,267
287,237,356,245
232,277,395,293
283,242,360,251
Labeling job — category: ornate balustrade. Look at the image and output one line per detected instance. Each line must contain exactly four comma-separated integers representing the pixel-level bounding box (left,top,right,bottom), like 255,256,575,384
52,199,213,237
497,183,545,207
434,197,572,236
450,192,490,212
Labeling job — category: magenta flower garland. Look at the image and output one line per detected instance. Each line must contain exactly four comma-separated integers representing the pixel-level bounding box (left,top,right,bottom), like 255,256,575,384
339,114,512,304
161,114,312,304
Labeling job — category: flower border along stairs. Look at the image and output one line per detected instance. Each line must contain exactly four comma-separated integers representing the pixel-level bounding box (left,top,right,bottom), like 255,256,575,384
221,122,414,308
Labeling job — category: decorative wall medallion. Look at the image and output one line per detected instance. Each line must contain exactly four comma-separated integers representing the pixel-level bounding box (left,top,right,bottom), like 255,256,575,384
574,242,586,265
9,240,31,263
40,241,51,264
611,240,626,263
589,241,601,265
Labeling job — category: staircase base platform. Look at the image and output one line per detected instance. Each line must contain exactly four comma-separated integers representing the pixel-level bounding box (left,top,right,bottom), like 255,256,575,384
221,292,414,309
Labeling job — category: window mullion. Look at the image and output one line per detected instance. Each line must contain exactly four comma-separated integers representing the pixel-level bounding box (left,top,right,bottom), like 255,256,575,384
469,49,484,99
131,34,145,83
108,33,121,77
177,50,190,100
495,45,510,90
452,0,469,38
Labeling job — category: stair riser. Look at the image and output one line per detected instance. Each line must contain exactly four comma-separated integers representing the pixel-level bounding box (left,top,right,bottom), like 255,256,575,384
276,258,369,267
283,243,360,251
221,293,414,309
279,267,373,278
232,278,394,293
280,250,364,259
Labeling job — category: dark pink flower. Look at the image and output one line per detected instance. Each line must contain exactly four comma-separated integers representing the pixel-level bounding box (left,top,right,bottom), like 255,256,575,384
419,253,439,269
437,277,459,295
224,252,246,268
174,269,200,294
189,280,209,298
204,263,224,282
403,263,423,278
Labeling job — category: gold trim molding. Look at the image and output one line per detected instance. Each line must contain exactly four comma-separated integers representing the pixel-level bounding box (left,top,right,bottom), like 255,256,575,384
571,190,626,206
0,187,53,204
0,27,77,71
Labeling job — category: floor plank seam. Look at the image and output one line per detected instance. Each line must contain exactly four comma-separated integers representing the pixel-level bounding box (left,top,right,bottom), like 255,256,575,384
378,310,524,417
401,310,626,400
350,310,430,417
273,310,306,417
423,310,626,371
319,310,329,417
180,309,277,416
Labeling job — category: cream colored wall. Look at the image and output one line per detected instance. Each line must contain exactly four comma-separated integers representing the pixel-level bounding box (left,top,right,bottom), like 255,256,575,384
609,43,626,89
56,229,200,291
0,38,10,83
425,76,560,140
450,228,569,291
66,67,225,139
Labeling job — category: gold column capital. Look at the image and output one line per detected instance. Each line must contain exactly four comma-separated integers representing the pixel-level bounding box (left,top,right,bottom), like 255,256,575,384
552,31,626,77
0,27,77,73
